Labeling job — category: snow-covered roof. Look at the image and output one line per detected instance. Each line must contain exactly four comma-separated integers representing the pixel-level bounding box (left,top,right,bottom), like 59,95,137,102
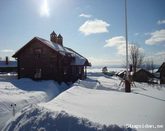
157,62,165,72
64,47,88,66
13,37,90,66
0,61,17,67
117,70,125,75
36,37,89,66
36,37,66,55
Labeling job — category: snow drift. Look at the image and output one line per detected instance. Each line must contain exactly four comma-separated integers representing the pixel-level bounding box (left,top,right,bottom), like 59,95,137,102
1,70,165,131
0,75,69,130
3,105,135,131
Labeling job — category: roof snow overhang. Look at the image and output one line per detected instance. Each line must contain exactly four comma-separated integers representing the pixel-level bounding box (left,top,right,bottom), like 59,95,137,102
64,47,91,66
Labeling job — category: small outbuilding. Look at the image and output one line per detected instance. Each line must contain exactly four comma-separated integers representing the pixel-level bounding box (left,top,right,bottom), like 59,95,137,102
157,62,165,84
116,70,126,78
0,57,17,73
102,66,108,73
133,69,154,82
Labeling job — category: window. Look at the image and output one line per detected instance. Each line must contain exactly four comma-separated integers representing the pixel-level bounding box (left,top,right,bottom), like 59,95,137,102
34,48,42,58
34,48,42,54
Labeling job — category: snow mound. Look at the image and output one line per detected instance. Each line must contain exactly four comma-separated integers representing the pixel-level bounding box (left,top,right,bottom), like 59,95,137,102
0,78,66,114
0,77,69,130
3,105,135,131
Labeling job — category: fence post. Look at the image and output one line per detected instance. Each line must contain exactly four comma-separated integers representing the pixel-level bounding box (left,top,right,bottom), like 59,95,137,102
11,104,16,116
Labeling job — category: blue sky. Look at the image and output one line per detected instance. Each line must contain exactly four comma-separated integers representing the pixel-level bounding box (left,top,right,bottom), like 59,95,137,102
0,0,165,66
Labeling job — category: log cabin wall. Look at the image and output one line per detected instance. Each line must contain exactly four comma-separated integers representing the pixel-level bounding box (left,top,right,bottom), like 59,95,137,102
18,40,60,80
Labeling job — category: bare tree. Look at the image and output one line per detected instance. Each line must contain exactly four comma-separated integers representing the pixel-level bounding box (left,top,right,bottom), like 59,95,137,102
145,58,155,73
129,43,144,72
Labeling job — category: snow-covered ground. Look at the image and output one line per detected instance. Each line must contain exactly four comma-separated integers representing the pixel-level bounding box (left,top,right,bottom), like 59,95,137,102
87,67,125,73
0,69,165,131
0,74,69,130
40,74,165,131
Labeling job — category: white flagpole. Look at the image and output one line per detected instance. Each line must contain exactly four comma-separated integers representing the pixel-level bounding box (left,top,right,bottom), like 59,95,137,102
125,0,131,92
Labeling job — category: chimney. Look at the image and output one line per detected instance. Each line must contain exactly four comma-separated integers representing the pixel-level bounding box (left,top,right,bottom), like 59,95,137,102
50,31,58,43
5,56,9,65
57,34,63,46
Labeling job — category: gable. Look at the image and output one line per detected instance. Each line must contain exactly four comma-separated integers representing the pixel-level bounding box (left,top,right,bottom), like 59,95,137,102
12,37,62,58
136,69,154,78
158,62,165,73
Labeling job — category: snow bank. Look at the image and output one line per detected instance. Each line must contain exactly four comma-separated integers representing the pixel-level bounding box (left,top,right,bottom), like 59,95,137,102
0,75,69,130
3,105,134,131
41,76,165,131
1,72,165,131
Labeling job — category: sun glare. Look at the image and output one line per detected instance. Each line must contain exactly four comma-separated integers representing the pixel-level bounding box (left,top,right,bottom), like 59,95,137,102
40,0,49,17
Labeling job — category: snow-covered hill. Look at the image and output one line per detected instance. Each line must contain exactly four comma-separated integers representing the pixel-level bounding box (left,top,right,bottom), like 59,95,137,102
0,71,165,131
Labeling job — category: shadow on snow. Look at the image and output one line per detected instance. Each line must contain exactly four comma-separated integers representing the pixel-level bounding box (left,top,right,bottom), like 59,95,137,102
0,75,71,101
4,106,136,131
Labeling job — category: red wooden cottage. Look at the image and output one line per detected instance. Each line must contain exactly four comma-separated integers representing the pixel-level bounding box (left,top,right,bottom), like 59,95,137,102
12,31,91,82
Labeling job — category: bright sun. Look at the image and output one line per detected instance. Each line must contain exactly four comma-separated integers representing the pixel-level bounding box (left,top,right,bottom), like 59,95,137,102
40,0,49,17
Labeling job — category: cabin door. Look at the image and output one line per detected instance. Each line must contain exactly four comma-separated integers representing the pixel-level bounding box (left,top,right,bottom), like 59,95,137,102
34,52,42,79
34,68,42,79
